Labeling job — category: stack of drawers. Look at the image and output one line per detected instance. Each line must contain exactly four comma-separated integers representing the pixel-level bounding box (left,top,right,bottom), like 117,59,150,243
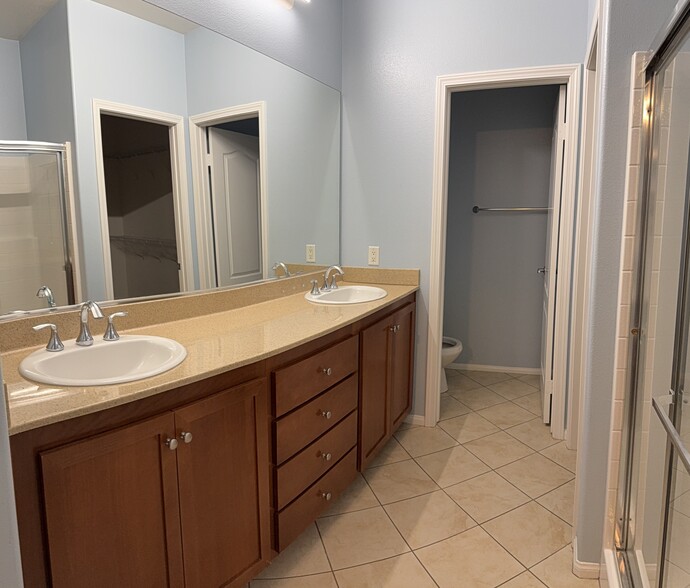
271,336,359,551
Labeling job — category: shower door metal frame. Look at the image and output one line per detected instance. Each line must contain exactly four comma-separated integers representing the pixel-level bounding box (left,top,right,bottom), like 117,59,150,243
0,141,78,308
615,3,690,585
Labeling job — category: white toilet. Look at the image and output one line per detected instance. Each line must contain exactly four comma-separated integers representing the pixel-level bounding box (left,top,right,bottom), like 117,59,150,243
441,336,463,393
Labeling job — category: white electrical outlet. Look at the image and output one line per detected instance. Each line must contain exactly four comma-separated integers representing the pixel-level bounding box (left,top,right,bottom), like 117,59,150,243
368,246,380,266
306,244,316,263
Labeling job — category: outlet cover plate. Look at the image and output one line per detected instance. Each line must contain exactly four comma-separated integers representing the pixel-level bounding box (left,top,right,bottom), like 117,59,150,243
368,246,380,266
306,244,316,263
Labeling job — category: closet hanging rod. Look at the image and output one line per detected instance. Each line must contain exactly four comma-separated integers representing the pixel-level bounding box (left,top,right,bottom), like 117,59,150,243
472,206,549,214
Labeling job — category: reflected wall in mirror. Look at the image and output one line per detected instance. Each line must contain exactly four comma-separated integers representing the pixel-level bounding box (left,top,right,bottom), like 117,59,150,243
0,0,341,314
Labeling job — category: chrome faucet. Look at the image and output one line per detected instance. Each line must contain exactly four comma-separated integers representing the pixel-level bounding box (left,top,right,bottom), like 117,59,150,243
272,262,291,278
36,286,56,308
76,301,104,346
322,265,345,290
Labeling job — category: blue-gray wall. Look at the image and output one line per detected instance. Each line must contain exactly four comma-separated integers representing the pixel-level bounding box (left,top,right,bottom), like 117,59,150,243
20,0,75,146
0,38,26,140
340,0,589,419
67,0,190,300
146,0,343,90
0,361,22,586
444,86,559,370
184,27,340,269
575,0,680,565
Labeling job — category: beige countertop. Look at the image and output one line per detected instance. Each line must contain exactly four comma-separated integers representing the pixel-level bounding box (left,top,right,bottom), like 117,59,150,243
3,282,417,435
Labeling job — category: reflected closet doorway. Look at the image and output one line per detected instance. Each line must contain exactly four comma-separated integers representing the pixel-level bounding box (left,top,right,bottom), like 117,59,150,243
93,100,193,300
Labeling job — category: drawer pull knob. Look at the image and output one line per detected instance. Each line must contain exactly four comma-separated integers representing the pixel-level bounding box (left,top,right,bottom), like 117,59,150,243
319,410,333,419
165,437,178,451
320,491,332,501
179,431,193,444
319,451,333,461
321,367,333,376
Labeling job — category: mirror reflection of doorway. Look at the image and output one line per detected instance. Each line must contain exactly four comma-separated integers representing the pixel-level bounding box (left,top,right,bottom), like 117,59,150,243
207,117,262,288
190,103,267,290
100,114,181,299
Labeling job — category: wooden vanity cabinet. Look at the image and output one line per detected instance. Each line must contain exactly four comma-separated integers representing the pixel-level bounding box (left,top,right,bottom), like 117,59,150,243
270,335,360,552
11,366,271,588
359,302,416,470
10,292,417,586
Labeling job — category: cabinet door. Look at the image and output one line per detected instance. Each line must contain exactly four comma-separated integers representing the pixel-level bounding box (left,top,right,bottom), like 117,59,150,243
390,303,416,430
175,378,270,588
359,316,391,469
41,414,184,588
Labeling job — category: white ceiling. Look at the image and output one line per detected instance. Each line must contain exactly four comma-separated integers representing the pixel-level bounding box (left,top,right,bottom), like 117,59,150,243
0,0,59,41
0,0,196,41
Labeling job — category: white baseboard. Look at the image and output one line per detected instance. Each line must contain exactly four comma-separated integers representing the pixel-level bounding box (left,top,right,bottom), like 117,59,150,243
573,538,600,579
448,362,541,375
404,414,425,427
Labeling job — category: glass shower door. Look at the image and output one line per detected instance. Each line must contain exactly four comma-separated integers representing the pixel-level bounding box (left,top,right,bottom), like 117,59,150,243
0,143,75,314
617,18,690,587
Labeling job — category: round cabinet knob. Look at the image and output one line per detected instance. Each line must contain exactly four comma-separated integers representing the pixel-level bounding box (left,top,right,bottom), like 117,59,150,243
165,437,178,451
179,431,193,444
321,367,333,376
389,326,396,332
319,410,333,419
320,491,332,501
319,451,333,461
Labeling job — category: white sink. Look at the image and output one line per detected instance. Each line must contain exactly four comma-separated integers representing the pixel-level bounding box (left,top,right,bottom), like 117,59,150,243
19,335,187,387
305,285,387,305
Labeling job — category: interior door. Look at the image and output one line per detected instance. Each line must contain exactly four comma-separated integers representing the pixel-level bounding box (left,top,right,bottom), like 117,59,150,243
541,85,567,424
208,127,262,287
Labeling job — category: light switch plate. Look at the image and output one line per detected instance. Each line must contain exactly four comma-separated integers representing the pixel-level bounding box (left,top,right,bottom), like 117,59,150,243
368,246,380,266
306,244,316,263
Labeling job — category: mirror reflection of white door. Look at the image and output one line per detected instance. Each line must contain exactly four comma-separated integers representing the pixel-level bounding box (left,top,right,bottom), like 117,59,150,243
208,128,262,287
541,85,567,424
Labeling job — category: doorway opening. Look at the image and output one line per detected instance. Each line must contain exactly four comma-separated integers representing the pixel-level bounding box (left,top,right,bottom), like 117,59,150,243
190,103,267,290
93,99,192,300
427,65,581,442
100,114,179,299
442,85,563,423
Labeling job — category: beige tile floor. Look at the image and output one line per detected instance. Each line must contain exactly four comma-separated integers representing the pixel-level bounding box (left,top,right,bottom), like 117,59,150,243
252,369,598,588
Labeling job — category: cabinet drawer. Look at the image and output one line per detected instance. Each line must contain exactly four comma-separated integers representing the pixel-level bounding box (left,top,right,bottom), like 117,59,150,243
273,336,358,417
275,374,358,465
276,411,357,510
276,448,357,551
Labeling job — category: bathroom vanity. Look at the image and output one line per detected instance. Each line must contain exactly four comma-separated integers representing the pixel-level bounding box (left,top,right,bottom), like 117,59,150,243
3,277,417,587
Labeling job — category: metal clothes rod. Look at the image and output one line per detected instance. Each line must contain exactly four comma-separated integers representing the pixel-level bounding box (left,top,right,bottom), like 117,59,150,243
472,206,549,214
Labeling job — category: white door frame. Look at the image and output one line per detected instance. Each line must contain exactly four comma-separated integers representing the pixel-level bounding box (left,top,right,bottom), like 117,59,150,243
189,102,268,290
92,99,193,299
425,64,582,438
568,23,600,450
63,142,85,302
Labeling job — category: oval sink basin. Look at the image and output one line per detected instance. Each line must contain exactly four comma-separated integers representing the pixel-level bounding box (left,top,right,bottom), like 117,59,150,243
305,285,387,305
19,335,187,387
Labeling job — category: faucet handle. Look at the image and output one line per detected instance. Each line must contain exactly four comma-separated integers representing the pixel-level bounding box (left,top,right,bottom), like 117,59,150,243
329,275,339,290
310,280,321,296
33,323,64,352
104,312,128,341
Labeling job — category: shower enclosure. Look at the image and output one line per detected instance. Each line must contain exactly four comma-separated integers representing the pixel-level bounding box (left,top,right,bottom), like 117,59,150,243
615,4,690,586
0,141,76,315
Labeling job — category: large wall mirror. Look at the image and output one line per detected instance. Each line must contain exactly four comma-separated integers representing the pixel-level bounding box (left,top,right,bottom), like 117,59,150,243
0,0,341,315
